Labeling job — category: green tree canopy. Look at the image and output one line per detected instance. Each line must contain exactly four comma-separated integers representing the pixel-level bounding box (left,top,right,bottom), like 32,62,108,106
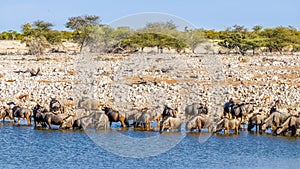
66,15,100,52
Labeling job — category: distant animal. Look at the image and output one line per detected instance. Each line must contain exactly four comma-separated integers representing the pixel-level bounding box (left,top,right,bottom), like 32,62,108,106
185,103,208,120
160,116,182,132
72,115,93,130
134,108,161,130
230,103,254,123
77,98,102,111
9,106,32,125
162,105,178,120
43,112,70,129
0,106,11,122
215,117,241,134
93,112,109,130
247,112,267,133
102,107,128,128
223,99,235,118
49,98,62,113
71,111,109,130
32,104,48,127
276,115,300,136
261,111,290,132
186,114,214,132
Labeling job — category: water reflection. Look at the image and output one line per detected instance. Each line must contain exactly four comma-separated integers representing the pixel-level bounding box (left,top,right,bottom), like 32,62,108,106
0,121,299,168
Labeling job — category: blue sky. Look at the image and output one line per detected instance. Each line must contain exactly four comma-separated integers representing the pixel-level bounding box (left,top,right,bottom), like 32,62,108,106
0,0,299,32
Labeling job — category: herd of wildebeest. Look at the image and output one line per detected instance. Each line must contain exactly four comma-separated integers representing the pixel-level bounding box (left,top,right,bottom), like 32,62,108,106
0,97,300,136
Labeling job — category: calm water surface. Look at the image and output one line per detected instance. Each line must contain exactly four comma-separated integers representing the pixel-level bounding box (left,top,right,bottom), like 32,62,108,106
1,121,299,169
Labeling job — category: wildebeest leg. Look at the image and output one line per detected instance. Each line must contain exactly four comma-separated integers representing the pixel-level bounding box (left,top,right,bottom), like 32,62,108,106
235,126,239,134
258,125,262,133
18,118,20,125
109,121,112,128
47,119,52,129
224,128,228,134
198,123,202,132
119,116,126,127
27,117,31,126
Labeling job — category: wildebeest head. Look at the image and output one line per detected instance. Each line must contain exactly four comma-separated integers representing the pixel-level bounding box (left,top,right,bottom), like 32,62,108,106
50,98,61,112
198,104,208,114
162,105,178,119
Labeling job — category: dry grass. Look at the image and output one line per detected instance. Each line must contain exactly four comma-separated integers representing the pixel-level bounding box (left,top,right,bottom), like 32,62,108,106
128,75,178,85
155,78,177,84
18,94,29,100
251,74,264,79
6,79,15,82
37,79,70,83
67,70,75,76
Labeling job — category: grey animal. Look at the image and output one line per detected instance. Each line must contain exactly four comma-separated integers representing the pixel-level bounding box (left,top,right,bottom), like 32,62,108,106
185,103,208,120
160,116,182,132
9,106,32,125
261,111,290,132
247,112,267,133
276,115,300,136
134,108,161,130
72,112,108,130
72,115,94,130
43,112,70,129
186,114,214,132
60,115,75,129
215,117,241,134
77,98,101,111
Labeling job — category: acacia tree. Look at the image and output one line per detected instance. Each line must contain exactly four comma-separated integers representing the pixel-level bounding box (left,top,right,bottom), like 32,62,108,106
66,15,100,53
21,20,60,55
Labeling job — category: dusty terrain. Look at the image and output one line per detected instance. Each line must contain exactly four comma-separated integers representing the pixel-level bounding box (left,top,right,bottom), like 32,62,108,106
0,53,300,119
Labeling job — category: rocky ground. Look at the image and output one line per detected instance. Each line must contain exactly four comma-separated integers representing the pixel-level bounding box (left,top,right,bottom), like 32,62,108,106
1,53,300,119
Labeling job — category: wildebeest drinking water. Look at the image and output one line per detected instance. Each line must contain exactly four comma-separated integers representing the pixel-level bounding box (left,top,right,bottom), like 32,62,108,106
230,103,254,123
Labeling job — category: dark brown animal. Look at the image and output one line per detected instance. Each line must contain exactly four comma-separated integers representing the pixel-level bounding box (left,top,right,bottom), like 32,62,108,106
32,104,48,127
162,105,178,120
223,98,235,118
230,103,254,123
102,107,128,128
49,98,62,113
